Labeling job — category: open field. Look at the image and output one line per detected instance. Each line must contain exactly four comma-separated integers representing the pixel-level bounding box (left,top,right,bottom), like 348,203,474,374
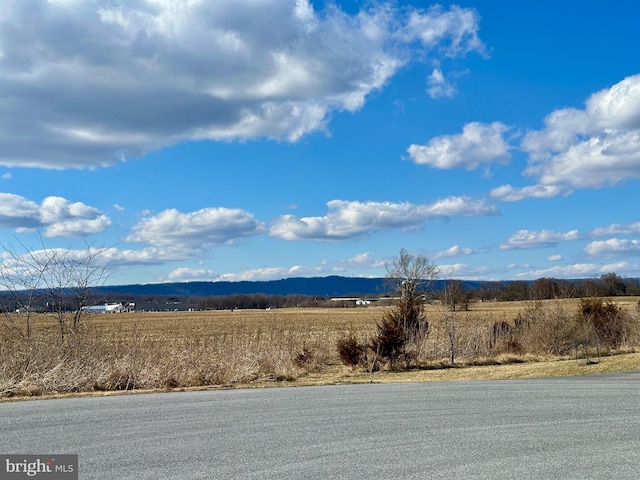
2,298,640,399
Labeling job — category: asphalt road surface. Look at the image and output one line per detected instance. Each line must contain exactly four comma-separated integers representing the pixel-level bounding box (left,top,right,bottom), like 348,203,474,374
1,372,639,479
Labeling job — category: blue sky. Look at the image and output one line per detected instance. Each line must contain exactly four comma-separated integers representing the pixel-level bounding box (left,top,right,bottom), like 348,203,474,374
1,0,640,285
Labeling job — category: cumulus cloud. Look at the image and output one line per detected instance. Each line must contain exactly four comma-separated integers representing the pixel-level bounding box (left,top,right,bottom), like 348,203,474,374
165,264,323,283
424,196,499,216
526,131,640,189
492,73,640,200
0,0,485,169
499,220,640,254
0,194,40,230
0,193,110,237
407,122,511,169
96,247,183,266
584,239,640,258
335,252,386,271
516,262,640,280
0,245,211,282
166,267,218,282
215,265,319,282
590,221,640,237
490,184,567,202
401,4,486,56
436,263,497,280
500,229,581,250
126,207,266,253
270,197,498,241
431,245,473,259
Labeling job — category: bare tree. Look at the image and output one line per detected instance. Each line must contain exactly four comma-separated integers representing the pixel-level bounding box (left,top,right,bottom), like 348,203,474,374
386,248,439,295
373,249,439,368
0,238,110,342
0,242,52,340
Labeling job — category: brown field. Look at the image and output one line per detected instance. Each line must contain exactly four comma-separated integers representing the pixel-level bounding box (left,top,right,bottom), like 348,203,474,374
2,298,640,399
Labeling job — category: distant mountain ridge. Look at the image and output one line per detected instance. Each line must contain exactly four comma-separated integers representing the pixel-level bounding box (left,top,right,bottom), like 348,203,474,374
98,276,389,297
97,276,488,298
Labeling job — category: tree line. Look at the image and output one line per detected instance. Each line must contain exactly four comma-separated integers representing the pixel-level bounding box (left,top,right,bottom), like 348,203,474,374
156,273,640,310
3,273,637,314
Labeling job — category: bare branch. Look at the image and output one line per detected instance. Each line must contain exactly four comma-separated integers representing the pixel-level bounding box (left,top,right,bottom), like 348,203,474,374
0,237,111,341
385,248,439,295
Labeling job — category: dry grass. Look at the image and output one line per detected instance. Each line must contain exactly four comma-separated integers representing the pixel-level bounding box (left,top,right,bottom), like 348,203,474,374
299,351,640,385
0,307,376,398
2,299,639,400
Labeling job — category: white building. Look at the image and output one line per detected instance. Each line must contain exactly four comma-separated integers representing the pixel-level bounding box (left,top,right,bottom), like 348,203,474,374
82,303,126,313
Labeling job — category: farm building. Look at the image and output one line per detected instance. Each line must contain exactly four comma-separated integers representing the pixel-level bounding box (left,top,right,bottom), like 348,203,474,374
82,303,129,313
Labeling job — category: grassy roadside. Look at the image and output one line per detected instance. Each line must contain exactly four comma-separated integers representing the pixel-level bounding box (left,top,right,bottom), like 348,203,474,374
3,352,639,402
293,352,640,386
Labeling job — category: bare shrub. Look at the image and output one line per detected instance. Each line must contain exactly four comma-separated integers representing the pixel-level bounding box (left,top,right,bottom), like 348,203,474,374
336,333,365,366
579,298,637,349
455,320,494,360
492,321,511,343
295,346,316,368
514,300,578,355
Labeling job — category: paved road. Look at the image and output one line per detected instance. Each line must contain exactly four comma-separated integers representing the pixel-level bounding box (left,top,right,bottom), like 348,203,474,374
1,372,639,479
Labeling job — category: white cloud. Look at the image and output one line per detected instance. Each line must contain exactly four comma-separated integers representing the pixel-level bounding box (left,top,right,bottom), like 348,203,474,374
167,267,218,282
584,238,640,258
38,196,111,237
527,131,640,189
425,196,499,217
490,184,567,202
126,207,266,253
215,265,320,282
0,1,485,169
0,247,107,283
516,262,640,280
499,220,640,254
0,194,40,229
85,246,183,267
495,73,640,200
520,108,591,161
44,216,112,238
0,193,110,237
590,221,640,237
1,173,11,180
547,254,563,262
335,252,387,271
426,68,456,99
500,229,581,250
0,246,201,284
270,197,498,241
401,5,486,56
348,252,385,267
91,245,228,268
436,263,498,280
407,122,511,169
431,245,472,259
